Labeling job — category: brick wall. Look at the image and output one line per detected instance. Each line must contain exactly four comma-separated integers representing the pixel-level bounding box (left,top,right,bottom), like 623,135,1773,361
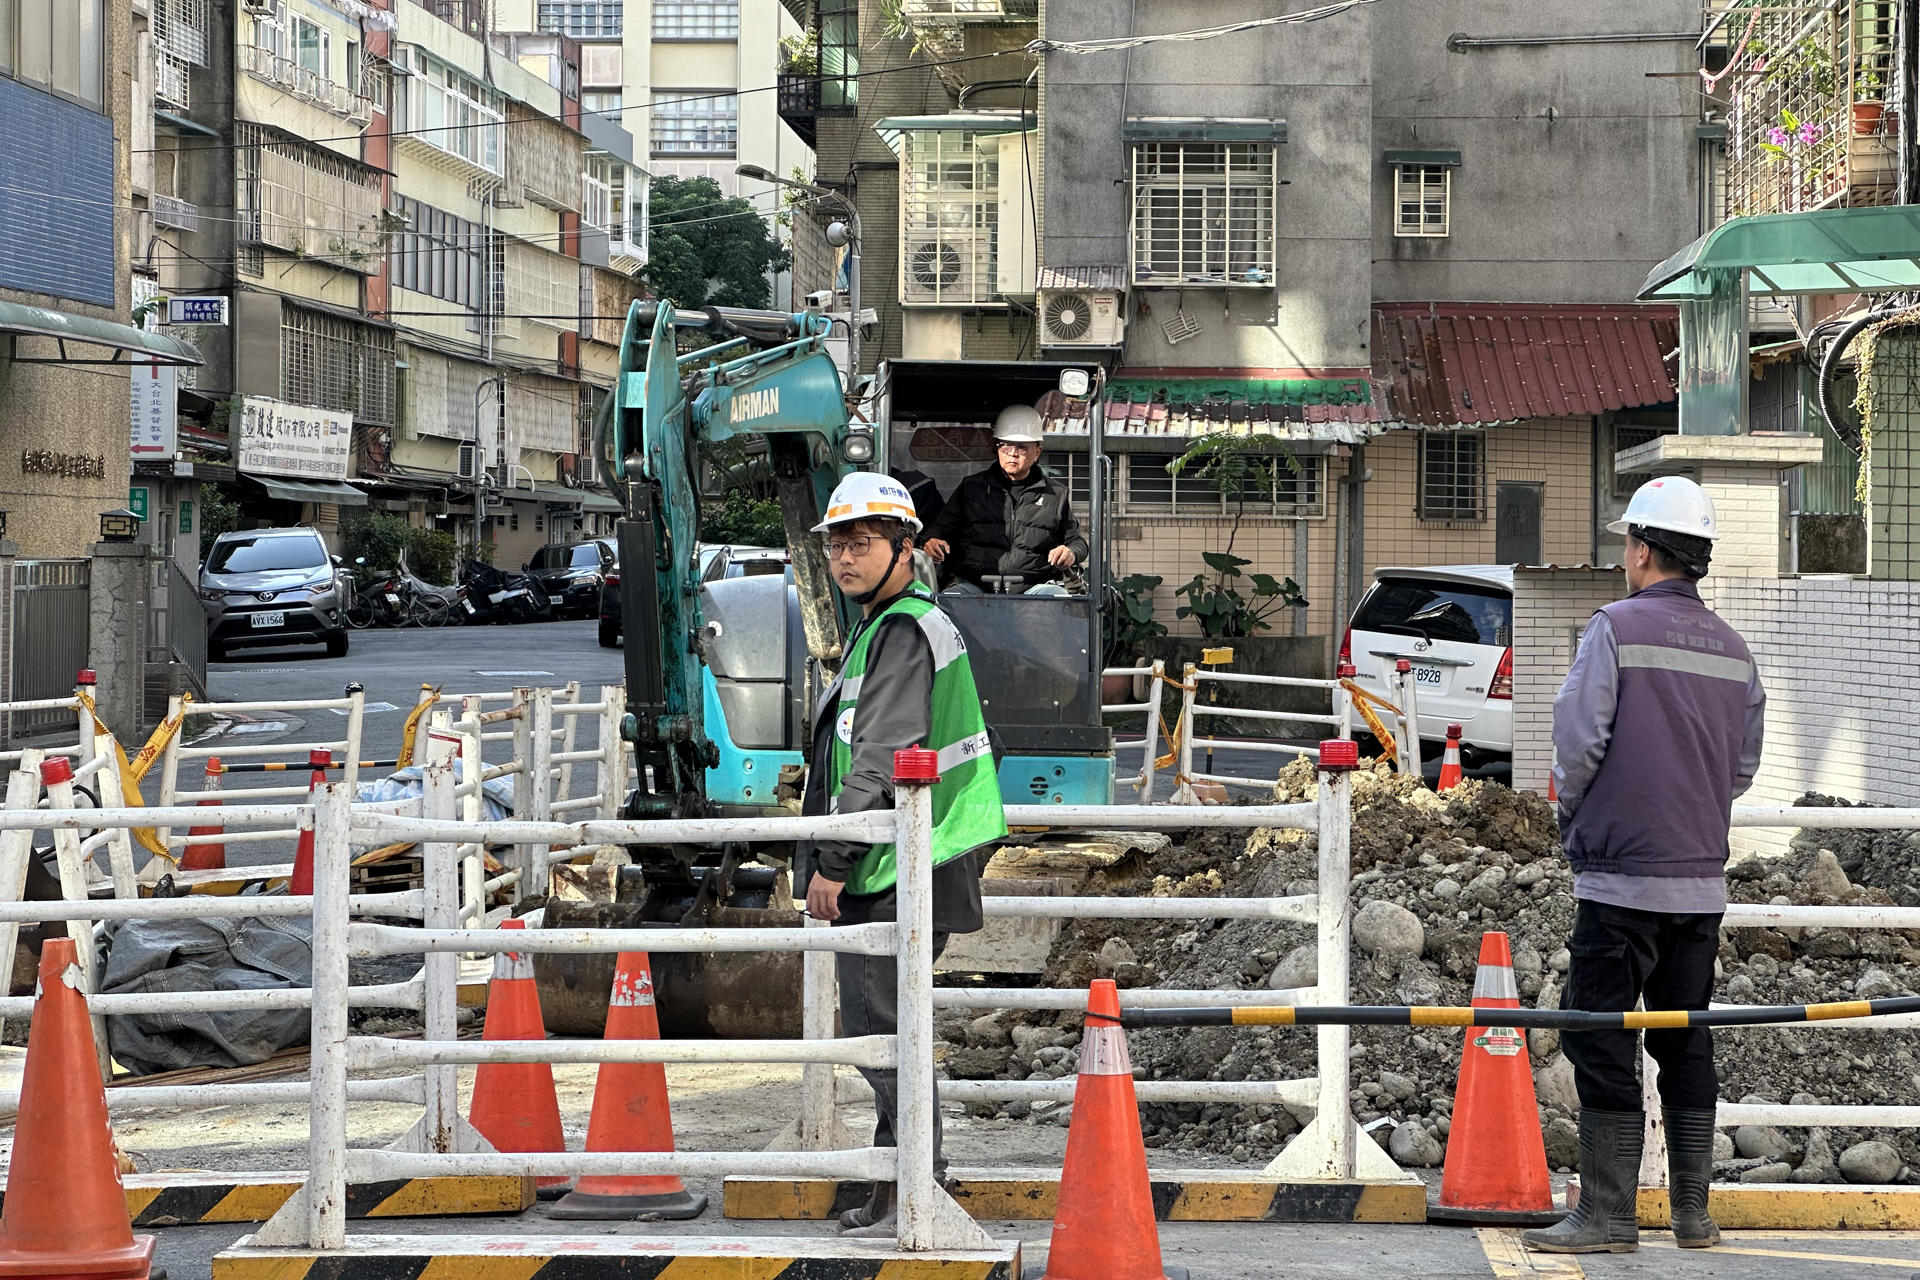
1700,575,1919,856
1510,570,1624,794
1699,463,1785,578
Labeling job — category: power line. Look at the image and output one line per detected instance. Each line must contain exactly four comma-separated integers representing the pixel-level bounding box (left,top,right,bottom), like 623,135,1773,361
1028,0,1381,54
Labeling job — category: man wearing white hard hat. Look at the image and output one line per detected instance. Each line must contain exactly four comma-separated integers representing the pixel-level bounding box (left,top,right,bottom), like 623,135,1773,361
795,471,1006,1237
1524,476,1765,1257
922,404,1087,593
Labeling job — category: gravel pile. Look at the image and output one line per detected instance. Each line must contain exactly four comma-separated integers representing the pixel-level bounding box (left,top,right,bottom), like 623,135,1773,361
935,763,1920,1181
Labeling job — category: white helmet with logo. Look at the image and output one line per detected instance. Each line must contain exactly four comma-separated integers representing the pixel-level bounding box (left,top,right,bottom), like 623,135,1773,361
992,403,1045,444
811,472,922,534
1606,476,1717,540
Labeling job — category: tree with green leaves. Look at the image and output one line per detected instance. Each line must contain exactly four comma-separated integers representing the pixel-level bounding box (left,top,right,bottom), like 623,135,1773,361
644,176,791,310
1167,432,1309,638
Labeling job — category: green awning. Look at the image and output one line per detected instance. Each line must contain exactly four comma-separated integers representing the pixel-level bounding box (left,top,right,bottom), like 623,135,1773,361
0,299,203,366
252,477,368,507
579,490,623,513
1123,118,1287,144
1640,206,1920,300
1383,149,1460,167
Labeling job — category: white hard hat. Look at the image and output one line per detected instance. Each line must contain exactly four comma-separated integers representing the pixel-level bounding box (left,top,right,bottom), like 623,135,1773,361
1606,476,1717,541
992,404,1045,444
811,472,922,534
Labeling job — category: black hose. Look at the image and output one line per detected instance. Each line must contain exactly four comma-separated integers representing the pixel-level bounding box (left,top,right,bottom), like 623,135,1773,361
1817,309,1878,456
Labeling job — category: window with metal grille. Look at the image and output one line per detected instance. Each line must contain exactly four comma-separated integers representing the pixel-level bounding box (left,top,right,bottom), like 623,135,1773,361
819,0,858,108
653,0,738,39
900,130,1000,305
390,195,485,315
1611,424,1676,501
650,90,736,155
538,1,623,37
1121,451,1320,517
235,124,384,269
1418,433,1485,521
153,0,211,66
279,303,395,428
1393,164,1449,237
1130,142,1275,286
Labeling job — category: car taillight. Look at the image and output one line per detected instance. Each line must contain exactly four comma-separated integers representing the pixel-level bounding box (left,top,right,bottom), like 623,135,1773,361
1489,647,1514,700
1338,627,1352,667
605,572,619,587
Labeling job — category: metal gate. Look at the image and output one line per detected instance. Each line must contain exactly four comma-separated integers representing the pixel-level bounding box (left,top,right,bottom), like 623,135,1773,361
147,557,207,720
11,559,90,741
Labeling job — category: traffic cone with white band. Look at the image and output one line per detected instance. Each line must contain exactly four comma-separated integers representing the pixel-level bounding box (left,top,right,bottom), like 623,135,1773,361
549,951,707,1220
180,756,226,872
1430,932,1558,1226
468,917,571,1197
1039,979,1177,1280
1437,724,1464,792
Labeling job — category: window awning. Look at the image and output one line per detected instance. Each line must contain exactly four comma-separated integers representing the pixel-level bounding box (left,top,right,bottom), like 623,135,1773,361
874,111,1033,154
1122,118,1287,144
0,300,203,367
578,490,623,513
502,481,585,505
251,477,369,507
1640,206,1920,300
1384,149,1461,167
1037,375,1382,445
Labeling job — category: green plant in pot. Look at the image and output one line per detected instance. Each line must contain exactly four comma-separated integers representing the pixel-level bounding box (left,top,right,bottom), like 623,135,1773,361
1174,552,1307,638
1102,572,1167,700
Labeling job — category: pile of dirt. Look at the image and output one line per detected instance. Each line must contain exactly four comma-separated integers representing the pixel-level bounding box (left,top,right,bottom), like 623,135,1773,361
935,765,1920,1182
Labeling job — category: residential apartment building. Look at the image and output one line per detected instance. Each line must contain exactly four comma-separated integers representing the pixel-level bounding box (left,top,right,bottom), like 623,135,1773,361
780,0,1707,652
134,0,645,564
505,0,811,303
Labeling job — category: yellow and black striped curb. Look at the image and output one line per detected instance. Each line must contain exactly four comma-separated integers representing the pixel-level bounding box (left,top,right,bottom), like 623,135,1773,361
0,1174,535,1225
213,1235,1023,1279
1566,1180,1920,1231
724,1172,1427,1223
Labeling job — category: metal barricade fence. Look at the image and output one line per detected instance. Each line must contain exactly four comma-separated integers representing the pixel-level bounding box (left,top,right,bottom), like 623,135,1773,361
1172,662,1355,803
1101,660,1165,797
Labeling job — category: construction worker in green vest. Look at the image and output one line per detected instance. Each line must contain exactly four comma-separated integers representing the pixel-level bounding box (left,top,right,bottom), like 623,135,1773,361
798,471,1008,1239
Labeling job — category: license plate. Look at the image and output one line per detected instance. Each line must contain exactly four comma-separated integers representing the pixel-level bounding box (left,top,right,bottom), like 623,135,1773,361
548,595,565,606
462,599,475,613
1412,664,1444,687
384,593,400,605
250,611,285,629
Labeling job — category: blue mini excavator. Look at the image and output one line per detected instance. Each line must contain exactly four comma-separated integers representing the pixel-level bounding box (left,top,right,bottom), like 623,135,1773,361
543,300,1114,1037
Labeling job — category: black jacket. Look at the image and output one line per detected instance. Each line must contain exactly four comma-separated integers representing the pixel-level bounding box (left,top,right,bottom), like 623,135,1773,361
925,464,1087,590
797,590,985,932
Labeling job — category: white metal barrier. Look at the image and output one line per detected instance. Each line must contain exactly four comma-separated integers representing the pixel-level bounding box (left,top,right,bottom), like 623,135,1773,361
1101,660,1166,796
1171,662,1354,803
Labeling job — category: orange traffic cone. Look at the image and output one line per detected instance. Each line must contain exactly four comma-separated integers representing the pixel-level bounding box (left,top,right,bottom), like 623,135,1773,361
1547,745,1559,803
287,748,331,896
0,937,154,1278
1437,724,1464,792
1039,979,1175,1280
468,917,571,1198
180,756,226,872
1430,932,1558,1226
549,952,707,1220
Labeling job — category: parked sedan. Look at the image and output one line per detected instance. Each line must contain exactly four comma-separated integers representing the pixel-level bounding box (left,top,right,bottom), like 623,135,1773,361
596,543,789,647
526,539,616,620
201,528,349,660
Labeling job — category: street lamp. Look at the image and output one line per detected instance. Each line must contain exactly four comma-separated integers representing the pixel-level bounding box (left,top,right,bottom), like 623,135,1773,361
736,163,863,383
99,509,141,542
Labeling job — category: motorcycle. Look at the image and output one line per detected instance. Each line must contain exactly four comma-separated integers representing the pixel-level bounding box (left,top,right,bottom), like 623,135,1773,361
459,560,548,624
344,559,406,629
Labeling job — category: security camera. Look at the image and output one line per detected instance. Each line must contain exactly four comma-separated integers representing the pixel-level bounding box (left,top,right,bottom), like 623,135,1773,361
805,289,835,311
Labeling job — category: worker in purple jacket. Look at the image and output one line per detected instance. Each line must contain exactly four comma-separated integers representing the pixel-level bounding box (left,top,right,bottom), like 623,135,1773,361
1524,475,1765,1258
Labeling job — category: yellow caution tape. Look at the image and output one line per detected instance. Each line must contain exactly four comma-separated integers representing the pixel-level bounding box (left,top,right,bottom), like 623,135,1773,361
75,690,185,861
395,685,442,771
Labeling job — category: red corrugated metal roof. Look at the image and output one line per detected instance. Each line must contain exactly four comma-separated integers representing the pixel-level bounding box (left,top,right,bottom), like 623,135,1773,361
1372,303,1679,427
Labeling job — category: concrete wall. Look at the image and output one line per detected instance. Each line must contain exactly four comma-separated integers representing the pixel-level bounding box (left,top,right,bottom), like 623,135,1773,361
1700,576,1916,858
1369,1,1703,305
1510,569,1623,794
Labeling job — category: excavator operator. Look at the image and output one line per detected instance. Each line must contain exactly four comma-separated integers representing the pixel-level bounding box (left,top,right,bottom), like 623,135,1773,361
922,404,1087,594
795,471,1007,1238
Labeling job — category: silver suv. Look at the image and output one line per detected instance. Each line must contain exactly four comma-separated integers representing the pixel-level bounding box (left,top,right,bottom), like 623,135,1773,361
201,528,349,660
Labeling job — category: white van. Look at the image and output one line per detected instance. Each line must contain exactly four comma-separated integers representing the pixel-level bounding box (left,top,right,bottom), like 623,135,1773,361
1341,565,1514,765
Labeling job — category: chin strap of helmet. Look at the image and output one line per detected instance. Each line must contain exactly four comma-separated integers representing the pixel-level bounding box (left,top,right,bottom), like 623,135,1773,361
848,527,915,607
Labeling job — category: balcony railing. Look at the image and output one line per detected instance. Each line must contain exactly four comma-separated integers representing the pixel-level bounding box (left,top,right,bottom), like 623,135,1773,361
155,50,191,110
238,45,375,125
1720,0,1900,217
900,0,1037,22
152,194,200,233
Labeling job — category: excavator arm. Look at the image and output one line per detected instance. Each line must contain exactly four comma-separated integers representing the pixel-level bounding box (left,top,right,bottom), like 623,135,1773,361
598,300,861,820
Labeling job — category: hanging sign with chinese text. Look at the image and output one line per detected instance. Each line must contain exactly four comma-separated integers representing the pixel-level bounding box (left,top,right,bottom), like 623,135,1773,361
237,396,352,481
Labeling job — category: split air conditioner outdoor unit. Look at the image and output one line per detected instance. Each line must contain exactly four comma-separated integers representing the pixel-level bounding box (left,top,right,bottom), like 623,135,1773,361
1037,287,1126,348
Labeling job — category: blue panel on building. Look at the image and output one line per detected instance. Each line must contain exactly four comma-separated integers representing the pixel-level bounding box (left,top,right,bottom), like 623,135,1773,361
0,80,115,307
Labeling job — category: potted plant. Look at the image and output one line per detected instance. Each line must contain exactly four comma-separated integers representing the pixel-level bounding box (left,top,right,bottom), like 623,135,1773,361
1854,65,1886,133
1103,572,1167,701
1173,552,1307,639
778,32,818,76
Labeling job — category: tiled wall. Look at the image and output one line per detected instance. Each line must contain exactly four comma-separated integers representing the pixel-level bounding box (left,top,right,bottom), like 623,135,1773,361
0,80,116,306
1510,570,1624,794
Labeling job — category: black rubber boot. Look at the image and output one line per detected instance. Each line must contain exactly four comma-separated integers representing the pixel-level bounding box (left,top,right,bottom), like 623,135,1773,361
1664,1108,1721,1248
1522,1109,1643,1254
838,1181,894,1234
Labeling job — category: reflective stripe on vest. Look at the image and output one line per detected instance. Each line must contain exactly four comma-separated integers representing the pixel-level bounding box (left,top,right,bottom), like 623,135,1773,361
827,591,1007,895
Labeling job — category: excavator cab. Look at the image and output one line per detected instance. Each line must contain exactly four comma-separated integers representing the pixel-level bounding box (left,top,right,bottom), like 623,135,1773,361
875,359,1114,805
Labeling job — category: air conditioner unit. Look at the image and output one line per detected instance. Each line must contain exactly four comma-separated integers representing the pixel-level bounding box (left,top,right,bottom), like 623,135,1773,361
456,440,479,480
903,238,977,304
241,0,275,13
1037,287,1126,347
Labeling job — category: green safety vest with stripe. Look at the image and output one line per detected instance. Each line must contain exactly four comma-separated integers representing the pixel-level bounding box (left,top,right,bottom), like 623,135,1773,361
827,590,1007,895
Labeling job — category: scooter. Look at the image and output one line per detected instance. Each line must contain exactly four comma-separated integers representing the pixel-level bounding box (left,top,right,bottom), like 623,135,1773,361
459,560,548,624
